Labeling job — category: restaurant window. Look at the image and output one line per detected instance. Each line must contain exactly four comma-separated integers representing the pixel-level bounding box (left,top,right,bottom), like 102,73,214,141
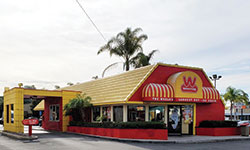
113,106,123,122
102,106,111,122
11,104,14,123
182,105,193,124
6,105,9,123
92,106,100,121
127,105,145,122
49,105,59,121
149,106,164,122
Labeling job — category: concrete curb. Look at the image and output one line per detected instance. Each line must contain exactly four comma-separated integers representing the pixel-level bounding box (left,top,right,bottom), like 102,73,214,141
66,132,250,144
66,131,174,143
174,137,250,144
1,131,38,140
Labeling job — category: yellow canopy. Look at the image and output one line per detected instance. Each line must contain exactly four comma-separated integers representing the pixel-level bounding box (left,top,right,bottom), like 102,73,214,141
33,100,44,111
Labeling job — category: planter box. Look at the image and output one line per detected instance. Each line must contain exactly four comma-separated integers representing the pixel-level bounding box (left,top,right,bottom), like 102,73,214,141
196,127,241,136
67,126,168,140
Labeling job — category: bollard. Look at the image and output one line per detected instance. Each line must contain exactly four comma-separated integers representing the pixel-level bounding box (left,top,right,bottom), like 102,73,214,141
28,125,32,136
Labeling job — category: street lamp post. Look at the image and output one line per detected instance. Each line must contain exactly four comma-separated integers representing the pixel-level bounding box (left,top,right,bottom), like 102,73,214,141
209,74,222,88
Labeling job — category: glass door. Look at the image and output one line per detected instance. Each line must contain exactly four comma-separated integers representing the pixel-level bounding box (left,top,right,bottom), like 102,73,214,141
182,105,193,135
168,105,182,135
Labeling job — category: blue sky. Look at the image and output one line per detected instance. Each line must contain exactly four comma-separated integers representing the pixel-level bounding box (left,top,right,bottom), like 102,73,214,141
0,0,250,96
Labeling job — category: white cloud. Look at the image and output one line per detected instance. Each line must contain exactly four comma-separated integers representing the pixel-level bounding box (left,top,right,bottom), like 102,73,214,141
0,0,250,95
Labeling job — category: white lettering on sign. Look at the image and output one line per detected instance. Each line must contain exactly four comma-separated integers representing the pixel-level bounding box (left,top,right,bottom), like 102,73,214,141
151,97,174,101
181,76,198,93
22,119,39,125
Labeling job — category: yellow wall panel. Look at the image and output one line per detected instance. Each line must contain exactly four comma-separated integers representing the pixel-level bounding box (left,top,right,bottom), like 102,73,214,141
24,89,62,97
62,91,81,132
4,88,24,133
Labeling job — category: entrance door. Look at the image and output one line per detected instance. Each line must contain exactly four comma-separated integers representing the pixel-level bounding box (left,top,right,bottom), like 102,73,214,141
168,105,182,135
182,105,193,135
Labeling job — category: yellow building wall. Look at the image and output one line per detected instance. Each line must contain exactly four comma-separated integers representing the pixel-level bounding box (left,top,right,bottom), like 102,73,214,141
4,88,24,133
62,91,81,132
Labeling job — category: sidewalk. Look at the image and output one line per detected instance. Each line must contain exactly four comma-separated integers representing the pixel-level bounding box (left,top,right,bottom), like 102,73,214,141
0,125,49,140
66,131,250,144
167,135,250,144
1,124,250,144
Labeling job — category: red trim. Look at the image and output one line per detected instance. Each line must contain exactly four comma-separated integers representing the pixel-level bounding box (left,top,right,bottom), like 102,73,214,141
196,127,242,136
68,126,168,140
143,97,174,102
175,98,216,103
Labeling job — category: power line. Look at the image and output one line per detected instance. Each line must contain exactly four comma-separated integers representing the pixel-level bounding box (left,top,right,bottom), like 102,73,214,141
75,0,124,68
75,0,107,42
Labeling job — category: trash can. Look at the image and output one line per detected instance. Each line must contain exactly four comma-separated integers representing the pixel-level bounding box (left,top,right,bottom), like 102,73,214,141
240,124,249,136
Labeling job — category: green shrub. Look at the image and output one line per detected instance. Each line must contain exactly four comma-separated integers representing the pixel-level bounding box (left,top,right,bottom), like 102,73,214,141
69,121,167,129
198,120,237,128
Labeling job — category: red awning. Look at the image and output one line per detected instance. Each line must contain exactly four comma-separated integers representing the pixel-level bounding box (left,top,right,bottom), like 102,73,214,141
202,87,220,102
142,83,174,101
142,83,220,103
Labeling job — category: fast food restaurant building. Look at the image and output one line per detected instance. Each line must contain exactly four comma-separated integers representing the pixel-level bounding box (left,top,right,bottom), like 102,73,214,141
3,63,224,136
63,63,225,135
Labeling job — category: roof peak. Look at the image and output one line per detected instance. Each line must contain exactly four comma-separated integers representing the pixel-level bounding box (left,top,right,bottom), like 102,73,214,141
63,63,203,89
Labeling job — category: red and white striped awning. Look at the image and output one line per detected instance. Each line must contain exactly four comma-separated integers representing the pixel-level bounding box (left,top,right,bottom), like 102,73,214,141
142,83,174,101
202,87,220,101
142,84,220,103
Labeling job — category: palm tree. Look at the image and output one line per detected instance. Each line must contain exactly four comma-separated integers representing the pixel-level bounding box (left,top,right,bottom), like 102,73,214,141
97,27,148,71
130,50,158,68
223,86,249,120
64,94,92,121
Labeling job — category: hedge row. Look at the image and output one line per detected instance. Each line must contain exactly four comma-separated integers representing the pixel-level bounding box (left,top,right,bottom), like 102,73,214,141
69,121,167,129
198,120,237,128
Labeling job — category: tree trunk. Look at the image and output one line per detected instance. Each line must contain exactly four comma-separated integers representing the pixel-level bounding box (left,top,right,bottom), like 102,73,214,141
125,61,129,71
125,57,130,71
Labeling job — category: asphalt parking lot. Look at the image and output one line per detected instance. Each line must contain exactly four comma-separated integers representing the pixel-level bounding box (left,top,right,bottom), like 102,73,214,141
1,125,250,150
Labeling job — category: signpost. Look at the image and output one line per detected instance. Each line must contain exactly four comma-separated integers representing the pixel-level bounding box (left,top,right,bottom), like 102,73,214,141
22,119,39,136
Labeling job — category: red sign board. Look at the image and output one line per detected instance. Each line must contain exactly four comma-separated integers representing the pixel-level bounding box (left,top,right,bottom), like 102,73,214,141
175,98,216,103
22,119,39,125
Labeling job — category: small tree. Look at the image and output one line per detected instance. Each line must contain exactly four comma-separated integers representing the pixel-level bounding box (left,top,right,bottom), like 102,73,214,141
130,50,158,68
64,94,92,121
223,86,249,120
